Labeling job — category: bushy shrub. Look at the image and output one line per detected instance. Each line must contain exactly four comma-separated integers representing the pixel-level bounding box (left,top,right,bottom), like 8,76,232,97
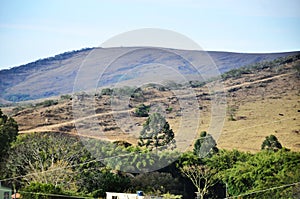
21,182,63,199
101,88,113,95
135,104,150,117
60,94,72,100
189,80,205,88
36,99,58,107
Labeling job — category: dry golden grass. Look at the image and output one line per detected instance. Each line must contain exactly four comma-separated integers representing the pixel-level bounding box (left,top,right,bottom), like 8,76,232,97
2,62,300,152
219,93,300,152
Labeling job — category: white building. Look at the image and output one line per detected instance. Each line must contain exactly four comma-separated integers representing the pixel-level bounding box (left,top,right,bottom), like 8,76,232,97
106,192,144,199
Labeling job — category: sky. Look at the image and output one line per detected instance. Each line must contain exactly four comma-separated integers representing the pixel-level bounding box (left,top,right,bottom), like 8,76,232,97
0,0,299,70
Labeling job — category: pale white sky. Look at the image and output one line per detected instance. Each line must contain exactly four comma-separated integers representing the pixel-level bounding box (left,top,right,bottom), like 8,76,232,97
0,0,299,69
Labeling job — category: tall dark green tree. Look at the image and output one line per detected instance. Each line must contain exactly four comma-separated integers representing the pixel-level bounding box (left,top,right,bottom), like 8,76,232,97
138,113,176,151
261,134,282,151
193,131,218,158
0,109,18,160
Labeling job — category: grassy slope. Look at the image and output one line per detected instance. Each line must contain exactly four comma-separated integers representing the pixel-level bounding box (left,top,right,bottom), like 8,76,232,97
2,57,300,152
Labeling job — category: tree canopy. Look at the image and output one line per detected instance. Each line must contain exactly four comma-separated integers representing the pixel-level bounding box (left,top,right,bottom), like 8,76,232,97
138,113,176,151
193,131,218,158
0,109,18,160
261,134,282,151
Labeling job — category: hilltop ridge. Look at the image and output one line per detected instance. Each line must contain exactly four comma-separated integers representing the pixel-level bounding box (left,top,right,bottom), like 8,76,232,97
1,47,299,102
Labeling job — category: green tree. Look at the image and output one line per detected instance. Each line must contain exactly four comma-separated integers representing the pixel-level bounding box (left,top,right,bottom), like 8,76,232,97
21,182,63,199
0,109,18,160
138,113,176,151
101,88,113,95
222,150,300,198
103,145,178,173
129,172,181,195
206,149,250,173
177,151,200,168
193,131,218,158
261,134,282,151
80,170,130,198
3,133,89,191
134,104,150,117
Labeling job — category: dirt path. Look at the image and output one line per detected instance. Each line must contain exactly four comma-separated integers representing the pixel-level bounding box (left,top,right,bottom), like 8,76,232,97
19,72,293,135
223,72,291,91
19,109,135,134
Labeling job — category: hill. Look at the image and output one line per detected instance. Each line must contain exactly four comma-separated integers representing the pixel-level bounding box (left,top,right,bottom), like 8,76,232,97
2,53,299,152
0,47,299,102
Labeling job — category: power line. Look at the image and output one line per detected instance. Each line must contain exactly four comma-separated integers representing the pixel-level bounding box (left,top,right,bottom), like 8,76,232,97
226,181,300,199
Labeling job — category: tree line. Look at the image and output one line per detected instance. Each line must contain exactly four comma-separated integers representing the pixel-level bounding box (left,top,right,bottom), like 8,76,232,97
0,109,299,198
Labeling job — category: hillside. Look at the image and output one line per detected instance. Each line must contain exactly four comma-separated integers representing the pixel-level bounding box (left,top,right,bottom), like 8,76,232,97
0,47,299,102
2,54,300,152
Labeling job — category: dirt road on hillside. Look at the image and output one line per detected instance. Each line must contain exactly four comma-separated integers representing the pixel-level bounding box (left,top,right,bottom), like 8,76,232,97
19,72,293,135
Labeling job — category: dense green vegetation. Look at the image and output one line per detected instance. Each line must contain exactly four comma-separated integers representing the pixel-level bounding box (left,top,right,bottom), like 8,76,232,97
0,109,299,198
0,109,18,161
134,104,150,117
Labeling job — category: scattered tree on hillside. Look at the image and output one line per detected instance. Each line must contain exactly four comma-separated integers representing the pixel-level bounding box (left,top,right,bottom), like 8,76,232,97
227,105,237,121
194,131,218,158
138,113,176,151
134,104,150,117
101,88,113,95
0,109,18,160
261,134,282,151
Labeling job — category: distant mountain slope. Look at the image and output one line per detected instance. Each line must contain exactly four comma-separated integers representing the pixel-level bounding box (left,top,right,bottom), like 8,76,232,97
0,47,299,102
3,55,299,152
